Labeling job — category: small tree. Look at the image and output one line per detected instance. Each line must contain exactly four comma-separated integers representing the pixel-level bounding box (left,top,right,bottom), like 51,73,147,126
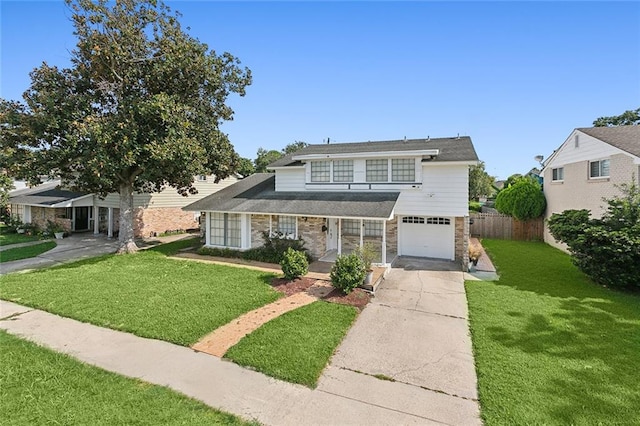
468,161,495,201
548,180,640,290
495,177,546,221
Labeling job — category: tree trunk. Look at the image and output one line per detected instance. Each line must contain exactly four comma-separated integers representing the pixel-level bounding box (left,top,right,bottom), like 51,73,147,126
117,181,139,253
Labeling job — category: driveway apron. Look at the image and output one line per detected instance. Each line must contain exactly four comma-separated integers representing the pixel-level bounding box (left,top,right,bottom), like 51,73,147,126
320,259,480,425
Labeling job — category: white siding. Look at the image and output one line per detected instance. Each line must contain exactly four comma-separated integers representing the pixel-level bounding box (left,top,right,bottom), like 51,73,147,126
94,176,238,209
275,168,305,191
546,129,634,169
394,164,469,217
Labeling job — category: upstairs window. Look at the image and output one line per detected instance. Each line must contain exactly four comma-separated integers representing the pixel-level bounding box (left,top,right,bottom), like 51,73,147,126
589,159,610,178
366,159,388,182
391,158,415,182
333,160,354,182
310,161,330,182
552,167,564,181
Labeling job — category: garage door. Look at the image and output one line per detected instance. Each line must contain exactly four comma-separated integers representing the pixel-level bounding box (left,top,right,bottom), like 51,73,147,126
399,216,454,259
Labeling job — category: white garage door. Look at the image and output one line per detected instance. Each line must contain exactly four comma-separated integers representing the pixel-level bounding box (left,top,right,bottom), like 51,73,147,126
399,216,454,259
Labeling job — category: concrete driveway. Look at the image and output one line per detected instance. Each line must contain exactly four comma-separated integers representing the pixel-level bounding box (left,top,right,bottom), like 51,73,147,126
318,257,480,425
1,233,119,275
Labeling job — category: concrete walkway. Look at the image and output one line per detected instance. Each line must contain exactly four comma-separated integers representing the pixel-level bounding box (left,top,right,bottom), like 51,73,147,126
1,300,456,425
323,261,481,424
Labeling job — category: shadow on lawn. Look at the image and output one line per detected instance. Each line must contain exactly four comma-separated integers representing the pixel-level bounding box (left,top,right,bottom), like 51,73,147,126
481,240,640,423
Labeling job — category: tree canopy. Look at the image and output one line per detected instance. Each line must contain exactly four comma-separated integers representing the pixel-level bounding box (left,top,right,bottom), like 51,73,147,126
593,108,640,127
0,0,251,252
495,177,546,221
468,161,495,201
253,141,308,173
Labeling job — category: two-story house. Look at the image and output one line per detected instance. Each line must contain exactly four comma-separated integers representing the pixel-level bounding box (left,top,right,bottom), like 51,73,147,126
184,137,479,268
8,175,239,238
542,125,640,249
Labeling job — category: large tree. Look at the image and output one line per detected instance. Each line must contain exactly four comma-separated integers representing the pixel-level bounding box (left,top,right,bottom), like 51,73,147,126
468,161,495,201
253,141,309,173
593,108,640,127
495,176,546,221
0,0,251,253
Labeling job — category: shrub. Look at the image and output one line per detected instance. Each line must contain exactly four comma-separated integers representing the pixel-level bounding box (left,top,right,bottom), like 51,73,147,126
280,247,309,280
495,177,546,221
354,242,376,271
548,180,640,290
196,233,312,265
330,253,365,294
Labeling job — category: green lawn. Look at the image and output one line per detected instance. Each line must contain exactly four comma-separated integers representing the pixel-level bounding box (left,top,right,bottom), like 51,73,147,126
0,249,281,346
466,239,640,425
0,241,57,263
0,331,254,425
0,231,40,246
225,301,358,387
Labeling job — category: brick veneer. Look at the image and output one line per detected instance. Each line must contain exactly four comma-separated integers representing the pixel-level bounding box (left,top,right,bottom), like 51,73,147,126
133,207,200,238
455,216,469,270
30,207,72,232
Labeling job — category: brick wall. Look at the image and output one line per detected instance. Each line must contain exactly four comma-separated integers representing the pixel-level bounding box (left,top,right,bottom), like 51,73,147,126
250,215,271,248
30,207,72,232
297,217,326,260
455,216,469,270
133,207,200,238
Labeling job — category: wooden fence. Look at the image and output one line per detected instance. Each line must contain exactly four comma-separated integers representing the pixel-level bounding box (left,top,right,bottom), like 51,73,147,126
469,213,544,241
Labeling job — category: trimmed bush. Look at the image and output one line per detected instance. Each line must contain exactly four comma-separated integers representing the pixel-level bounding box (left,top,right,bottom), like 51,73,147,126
495,177,546,220
280,247,309,280
330,253,365,294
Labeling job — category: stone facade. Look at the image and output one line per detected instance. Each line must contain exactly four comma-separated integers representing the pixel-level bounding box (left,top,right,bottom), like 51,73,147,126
455,216,469,270
297,217,326,260
385,217,398,251
250,215,271,248
133,207,200,238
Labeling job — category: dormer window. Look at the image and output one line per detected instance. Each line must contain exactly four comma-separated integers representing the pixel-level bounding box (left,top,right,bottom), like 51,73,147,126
310,161,330,182
392,158,415,182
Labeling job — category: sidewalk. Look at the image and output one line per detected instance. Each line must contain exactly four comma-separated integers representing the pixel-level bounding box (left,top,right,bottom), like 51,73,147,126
0,300,456,425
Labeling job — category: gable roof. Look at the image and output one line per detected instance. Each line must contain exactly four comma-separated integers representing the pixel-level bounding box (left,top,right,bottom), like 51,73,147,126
9,182,90,207
269,136,478,168
577,126,640,158
183,173,400,219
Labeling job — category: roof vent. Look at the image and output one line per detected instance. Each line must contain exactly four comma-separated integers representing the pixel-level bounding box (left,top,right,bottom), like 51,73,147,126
456,133,460,139
403,136,407,142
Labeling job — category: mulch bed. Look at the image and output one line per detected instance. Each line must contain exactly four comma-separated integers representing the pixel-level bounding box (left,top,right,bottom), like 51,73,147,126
270,277,317,296
270,277,372,310
322,288,372,311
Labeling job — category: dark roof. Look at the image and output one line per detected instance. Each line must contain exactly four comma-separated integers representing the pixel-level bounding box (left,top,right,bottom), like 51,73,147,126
183,173,399,219
577,126,640,157
268,136,478,168
9,182,89,206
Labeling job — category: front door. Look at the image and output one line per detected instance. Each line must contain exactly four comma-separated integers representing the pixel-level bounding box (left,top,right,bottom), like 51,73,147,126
75,207,90,231
326,218,338,251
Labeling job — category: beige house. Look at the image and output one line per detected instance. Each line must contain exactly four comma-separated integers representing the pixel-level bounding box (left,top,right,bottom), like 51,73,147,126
185,137,479,268
8,175,238,237
541,126,640,250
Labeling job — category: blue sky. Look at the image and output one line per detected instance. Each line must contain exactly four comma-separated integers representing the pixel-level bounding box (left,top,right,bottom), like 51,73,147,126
2,1,639,179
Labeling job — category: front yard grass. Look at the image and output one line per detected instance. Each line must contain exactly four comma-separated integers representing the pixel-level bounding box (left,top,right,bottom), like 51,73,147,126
0,241,57,263
465,239,640,425
225,301,358,387
0,331,254,425
0,229,41,246
0,249,281,346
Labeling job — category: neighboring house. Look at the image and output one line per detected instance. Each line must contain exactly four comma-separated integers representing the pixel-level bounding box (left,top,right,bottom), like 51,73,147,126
542,125,640,249
184,137,479,267
8,175,239,237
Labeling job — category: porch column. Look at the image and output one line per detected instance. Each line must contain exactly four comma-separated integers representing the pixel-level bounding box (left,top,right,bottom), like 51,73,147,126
93,206,100,234
269,215,272,237
359,219,364,248
107,207,113,238
382,220,387,264
71,207,76,232
337,218,342,255
205,212,211,246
